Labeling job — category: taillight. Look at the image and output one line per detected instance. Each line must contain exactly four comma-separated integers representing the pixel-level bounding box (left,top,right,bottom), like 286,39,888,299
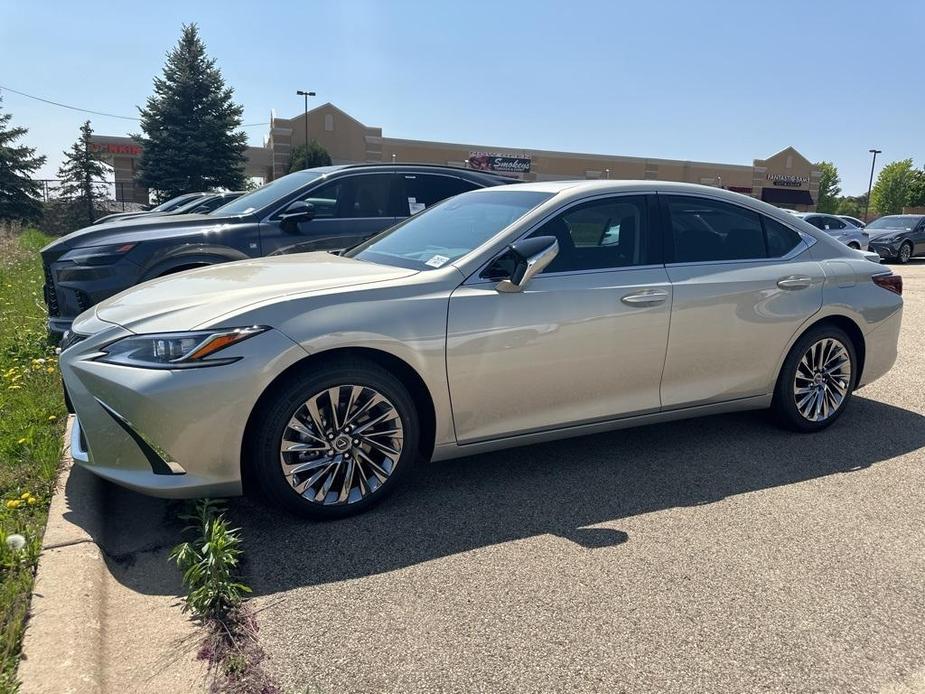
872,273,903,295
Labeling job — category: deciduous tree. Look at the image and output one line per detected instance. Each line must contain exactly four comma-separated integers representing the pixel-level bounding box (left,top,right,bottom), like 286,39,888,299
870,159,914,215
288,140,332,173
815,161,841,213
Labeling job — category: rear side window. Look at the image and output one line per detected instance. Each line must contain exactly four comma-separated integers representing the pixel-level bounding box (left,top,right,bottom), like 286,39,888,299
825,216,847,230
398,174,479,216
665,196,802,262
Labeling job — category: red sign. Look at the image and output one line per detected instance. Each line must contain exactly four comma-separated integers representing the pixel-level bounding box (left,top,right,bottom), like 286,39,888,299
89,142,142,156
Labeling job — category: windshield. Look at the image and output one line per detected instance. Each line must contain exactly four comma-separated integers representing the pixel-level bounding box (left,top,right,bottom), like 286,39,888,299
150,193,201,212
867,215,920,231
212,170,327,216
345,189,553,270
170,195,216,214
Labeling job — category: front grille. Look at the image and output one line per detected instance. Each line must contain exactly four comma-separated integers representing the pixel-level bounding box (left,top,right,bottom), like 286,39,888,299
75,289,91,312
59,330,87,352
42,263,59,316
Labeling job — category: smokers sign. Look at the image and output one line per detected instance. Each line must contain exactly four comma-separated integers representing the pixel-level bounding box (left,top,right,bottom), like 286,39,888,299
467,152,532,175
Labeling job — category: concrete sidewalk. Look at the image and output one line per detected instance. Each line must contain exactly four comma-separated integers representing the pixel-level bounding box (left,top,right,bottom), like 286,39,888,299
18,418,206,694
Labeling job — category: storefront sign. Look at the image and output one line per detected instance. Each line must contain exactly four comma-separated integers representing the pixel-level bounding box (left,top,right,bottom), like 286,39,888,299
767,173,807,187
467,152,532,175
89,142,142,156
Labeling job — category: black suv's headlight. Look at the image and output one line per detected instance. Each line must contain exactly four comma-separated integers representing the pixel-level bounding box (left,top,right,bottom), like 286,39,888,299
60,242,137,266
96,326,267,369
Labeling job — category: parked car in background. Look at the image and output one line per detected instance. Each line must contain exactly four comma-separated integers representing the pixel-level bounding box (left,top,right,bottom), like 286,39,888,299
795,213,868,250
41,164,513,335
838,215,865,229
58,181,903,518
866,214,925,263
160,191,244,216
93,192,210,225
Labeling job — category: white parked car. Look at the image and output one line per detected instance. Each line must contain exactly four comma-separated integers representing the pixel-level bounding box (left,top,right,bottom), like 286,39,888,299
796,213,868,250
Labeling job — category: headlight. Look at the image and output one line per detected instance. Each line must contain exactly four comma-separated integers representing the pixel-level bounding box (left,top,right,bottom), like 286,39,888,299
96,326,267,369
61,242,137,266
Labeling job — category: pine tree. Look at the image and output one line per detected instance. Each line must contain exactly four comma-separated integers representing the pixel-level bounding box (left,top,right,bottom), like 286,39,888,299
0,97,46,223
135,24,247,200
57,120,109,227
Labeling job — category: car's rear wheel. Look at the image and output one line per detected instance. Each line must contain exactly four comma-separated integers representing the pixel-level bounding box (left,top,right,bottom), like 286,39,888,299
897,241,913,264
247,359,419,519
848,242,860,250
772,325,856,432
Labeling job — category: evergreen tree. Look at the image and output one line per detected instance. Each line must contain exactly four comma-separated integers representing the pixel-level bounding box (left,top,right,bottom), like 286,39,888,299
288,140,332,173
0,97,46,223
135,24,247,200
57,120,109,226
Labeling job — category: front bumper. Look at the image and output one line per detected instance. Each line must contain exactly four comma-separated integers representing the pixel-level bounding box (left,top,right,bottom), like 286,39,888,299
59,321,308,498
43,257,144,336
869,242,899,260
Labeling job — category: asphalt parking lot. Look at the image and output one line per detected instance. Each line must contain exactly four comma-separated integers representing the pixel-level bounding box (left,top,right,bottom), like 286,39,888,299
231,260,925,694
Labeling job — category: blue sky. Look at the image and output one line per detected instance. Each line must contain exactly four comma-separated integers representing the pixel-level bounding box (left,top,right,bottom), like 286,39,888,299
2,0,922,193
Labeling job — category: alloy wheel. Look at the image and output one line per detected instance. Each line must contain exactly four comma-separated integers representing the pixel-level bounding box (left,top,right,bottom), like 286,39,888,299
792,338,852,422
900,243,912,263
279,384,404,506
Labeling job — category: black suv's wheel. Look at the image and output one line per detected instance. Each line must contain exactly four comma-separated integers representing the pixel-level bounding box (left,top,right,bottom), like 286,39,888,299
247,359,420,519
772,325,857,433
897,241,913,264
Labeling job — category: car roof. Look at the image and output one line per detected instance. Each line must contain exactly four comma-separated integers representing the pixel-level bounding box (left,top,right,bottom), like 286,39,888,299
308,162,514,184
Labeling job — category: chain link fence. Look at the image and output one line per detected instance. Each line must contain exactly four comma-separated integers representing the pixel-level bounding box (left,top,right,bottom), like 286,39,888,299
35,179,149,213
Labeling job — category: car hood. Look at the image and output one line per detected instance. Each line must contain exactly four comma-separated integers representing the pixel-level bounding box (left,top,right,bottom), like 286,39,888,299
867,228,909,239
41,213,248,259
87,252,418,333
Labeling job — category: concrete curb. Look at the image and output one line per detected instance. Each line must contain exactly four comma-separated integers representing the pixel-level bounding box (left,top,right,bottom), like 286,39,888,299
18,417,106,694
17,417,207,693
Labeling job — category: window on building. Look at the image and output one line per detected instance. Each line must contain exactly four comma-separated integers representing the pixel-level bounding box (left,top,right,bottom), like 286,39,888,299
398,174,479,215
665,197,800,262
526,196,650,273
324,113,334,131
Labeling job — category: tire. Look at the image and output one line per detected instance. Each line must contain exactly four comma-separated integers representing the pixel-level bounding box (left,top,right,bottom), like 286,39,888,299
246,358,420,519
848,242,860,250
897,241,913,264
772,325,857,433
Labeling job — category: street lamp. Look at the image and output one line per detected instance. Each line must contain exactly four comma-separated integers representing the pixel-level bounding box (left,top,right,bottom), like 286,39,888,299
295,90,315,168
865,148,882,223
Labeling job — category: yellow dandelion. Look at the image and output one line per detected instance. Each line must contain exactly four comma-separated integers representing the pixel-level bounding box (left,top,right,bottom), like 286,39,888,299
5,499,22,510
17,438,27,444
27,497,37,505
20,492,31,499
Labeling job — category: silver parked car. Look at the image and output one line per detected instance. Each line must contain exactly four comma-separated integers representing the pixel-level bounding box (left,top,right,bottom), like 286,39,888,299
59,181,903,518
838,215,865,229
796,213,869,250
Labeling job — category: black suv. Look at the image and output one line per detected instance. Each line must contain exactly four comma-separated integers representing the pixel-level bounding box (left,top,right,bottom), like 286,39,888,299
41,164,512,335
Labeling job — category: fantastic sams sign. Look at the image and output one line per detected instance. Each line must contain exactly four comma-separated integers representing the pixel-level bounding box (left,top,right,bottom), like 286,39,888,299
467,152,532,177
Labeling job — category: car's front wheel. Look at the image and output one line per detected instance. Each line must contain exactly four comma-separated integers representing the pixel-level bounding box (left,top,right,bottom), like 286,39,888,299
247,358,419,519
897,241,913,264
772,325,857,432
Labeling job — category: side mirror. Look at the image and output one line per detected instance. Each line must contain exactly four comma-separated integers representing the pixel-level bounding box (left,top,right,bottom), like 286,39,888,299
280,200,315,229
491,236,559,293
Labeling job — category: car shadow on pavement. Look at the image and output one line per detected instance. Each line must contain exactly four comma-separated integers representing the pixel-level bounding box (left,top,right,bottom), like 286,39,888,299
64,395,925,597
230,395,925,594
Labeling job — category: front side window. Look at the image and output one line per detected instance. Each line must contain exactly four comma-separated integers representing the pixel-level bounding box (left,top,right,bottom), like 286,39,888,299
346,190,552,270
300,174,393,219
666,196,801,262
527,196,651,273
399,174,479,215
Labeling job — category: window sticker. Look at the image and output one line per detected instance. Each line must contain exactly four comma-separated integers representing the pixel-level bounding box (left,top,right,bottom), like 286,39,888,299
424,254,450,268
408,197,426,215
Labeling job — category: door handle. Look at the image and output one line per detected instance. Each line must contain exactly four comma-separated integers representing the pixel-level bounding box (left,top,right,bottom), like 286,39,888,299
777,275,812,290
621,289,669,306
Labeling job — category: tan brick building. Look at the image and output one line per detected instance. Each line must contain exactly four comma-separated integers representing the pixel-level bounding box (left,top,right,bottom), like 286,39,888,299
95,102,820,210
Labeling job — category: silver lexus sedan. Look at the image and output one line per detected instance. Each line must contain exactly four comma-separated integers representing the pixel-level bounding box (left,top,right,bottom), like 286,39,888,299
59,181,904,518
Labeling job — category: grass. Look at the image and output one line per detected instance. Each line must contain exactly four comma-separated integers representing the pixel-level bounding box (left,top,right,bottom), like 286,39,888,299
0,229,66,693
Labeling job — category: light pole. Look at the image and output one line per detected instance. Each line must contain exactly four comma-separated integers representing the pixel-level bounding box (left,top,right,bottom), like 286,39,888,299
865,148,881,223
295,90,315,168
